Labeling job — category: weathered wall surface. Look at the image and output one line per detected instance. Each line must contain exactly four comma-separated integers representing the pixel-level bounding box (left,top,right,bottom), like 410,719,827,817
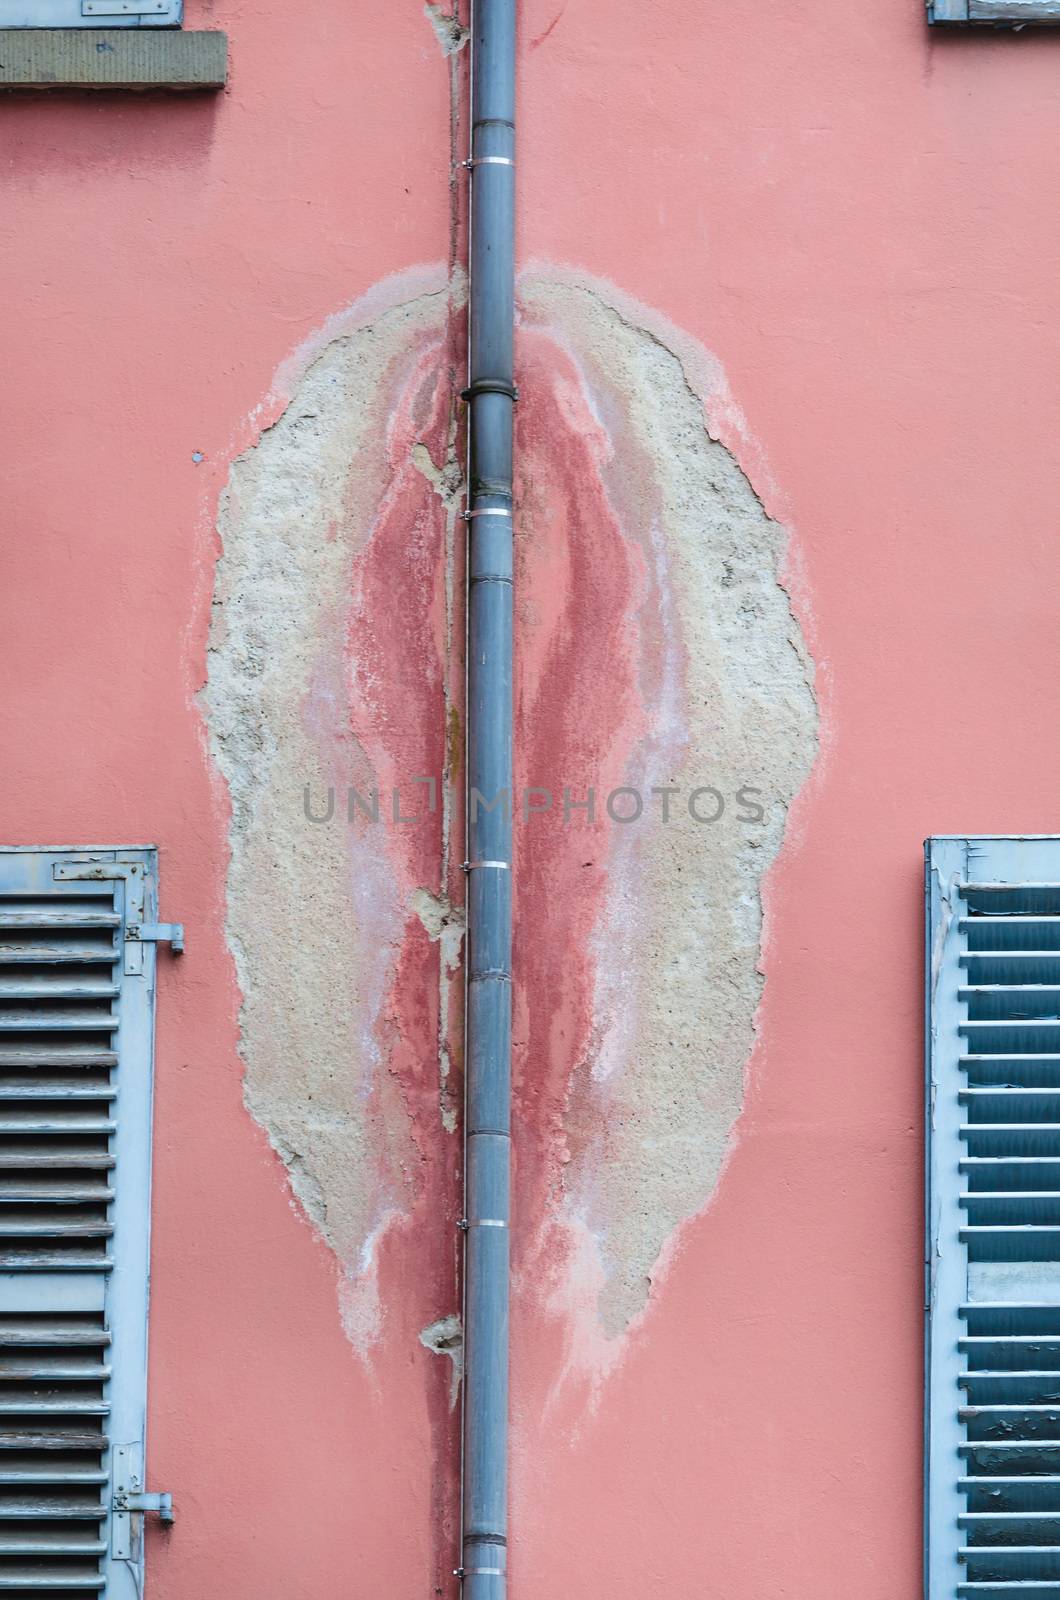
204,263,817,1370
3,0,1060,1596
203,272,465,1353
511,272,818,1352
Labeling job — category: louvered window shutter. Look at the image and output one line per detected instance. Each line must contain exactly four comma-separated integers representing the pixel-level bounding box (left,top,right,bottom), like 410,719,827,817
927,837,1060,1600
0,847,168,1599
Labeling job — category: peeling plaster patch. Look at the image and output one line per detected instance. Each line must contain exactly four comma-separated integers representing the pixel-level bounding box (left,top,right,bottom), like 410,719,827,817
516,273,819,1343
411,888,465,1133
419,1313,464,1409
271,264,455,404
408,400,467,1140
424,3,469,56
202,257,818,1374
203,276,461,1353
411,886,463,945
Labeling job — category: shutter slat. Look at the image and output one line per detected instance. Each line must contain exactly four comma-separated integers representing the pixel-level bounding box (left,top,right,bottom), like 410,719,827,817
962,1161,1060,1191
964,961,1060,986
0,1155,114,1172
962,1091,1060,1111
0,1058,116,1072
0,1566,104,1588
0,918,118,933
0,1331,108,1352
959,1588,1060,1596
0,1087,114,1103
0,949,115,968
0,983,116,1004
0,1262,114,1276
0,1433,106,1451
0,1124,115,1138
962,1199,1060,1223
0,1529,105,1550
0,1406,107,1419
965,1380,1060,1406
963,1344,1060,1369
958,1587,1060,1597
0,1469,107,1485
964,1026,1060,1038
961,1553,1060,1577
961,1512,1060,1538
0,1191,113,1207
0,1024,115,1038
0,1226,112,1242
960,1228,1060,1262
0,1503,102,1520
962,1129,1060,1156
0,1375,107,1389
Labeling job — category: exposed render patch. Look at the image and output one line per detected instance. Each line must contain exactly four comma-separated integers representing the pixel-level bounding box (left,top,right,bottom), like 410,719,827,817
419,1313,464,1409
411,888,465,1133
424,3,469,56
516,275,819,1341
411,886,465,946
202,278,461,1351
202,262,818,1369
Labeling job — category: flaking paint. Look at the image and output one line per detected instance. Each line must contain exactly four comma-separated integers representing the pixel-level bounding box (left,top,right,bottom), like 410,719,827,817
204,264,816,1368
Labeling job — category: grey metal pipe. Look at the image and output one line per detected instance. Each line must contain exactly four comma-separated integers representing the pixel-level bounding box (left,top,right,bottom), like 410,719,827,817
461,1,515,1597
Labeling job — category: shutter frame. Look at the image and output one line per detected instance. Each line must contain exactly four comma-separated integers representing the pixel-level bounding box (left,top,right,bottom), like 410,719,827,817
0,846,159,1599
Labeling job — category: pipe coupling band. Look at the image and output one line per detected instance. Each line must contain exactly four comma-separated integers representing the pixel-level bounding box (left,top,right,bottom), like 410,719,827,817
461,378,519,402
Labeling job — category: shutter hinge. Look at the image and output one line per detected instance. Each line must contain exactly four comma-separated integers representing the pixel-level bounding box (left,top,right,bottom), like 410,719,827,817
126,922,185,955
113,1489,175,1524
111,1444,173,1559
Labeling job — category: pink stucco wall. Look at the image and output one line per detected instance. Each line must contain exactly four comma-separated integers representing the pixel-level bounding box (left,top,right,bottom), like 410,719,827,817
3,0,1060,1593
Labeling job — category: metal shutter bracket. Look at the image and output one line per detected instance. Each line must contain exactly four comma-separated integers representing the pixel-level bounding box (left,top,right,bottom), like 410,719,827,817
111,1442,173,1558
126,924,184,955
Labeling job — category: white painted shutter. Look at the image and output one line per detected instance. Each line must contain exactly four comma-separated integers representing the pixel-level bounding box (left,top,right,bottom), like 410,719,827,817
928,837,1060,1600
0,1,183,29
0,848,164,1598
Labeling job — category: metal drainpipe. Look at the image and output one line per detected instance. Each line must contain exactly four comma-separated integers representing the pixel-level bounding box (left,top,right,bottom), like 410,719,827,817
460,1,515,1597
